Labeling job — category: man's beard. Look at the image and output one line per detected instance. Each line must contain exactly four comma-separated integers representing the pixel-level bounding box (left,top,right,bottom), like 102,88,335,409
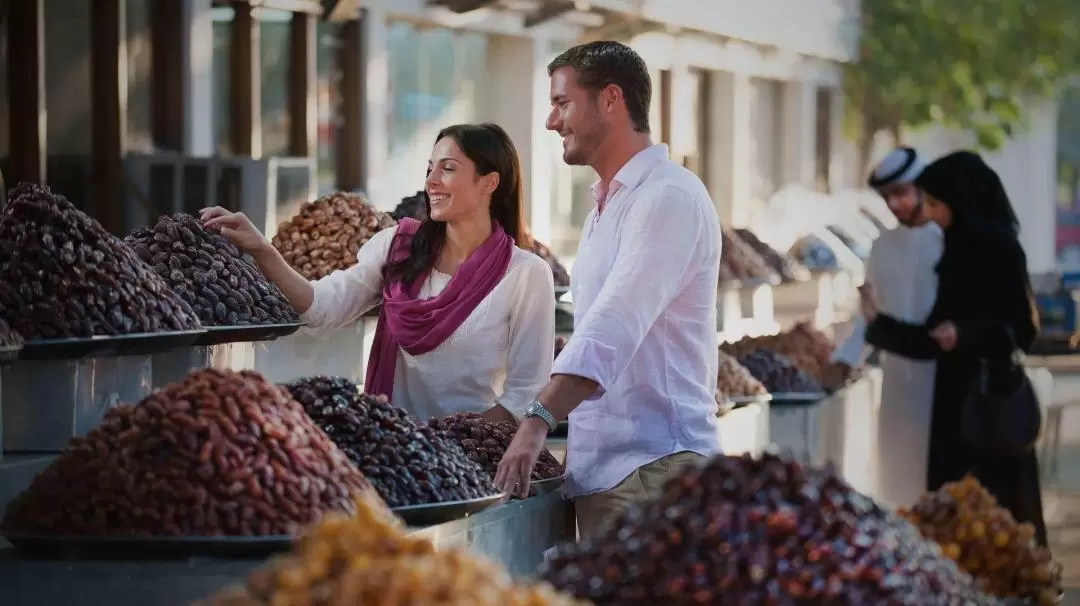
563,108,606,166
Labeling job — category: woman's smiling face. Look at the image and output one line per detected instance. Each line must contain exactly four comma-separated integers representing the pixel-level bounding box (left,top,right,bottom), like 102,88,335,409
425,136,497,222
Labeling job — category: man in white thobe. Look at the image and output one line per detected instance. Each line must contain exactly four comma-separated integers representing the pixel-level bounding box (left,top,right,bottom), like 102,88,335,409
832,147,943,509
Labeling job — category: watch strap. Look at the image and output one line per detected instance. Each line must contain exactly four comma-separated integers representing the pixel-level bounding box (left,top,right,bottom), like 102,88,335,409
526,400,557,432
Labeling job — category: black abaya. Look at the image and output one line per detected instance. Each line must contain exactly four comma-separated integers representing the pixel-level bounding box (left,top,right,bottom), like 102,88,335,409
865,226,1048,546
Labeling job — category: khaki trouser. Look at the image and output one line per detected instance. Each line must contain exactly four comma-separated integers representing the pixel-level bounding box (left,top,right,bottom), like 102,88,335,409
574,451,704,539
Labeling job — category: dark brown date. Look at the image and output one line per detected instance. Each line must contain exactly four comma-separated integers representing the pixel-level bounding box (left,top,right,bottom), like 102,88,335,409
736,349,822,394
1,368,370,537
125,213,299,327
282,376,497,508
0,183,203,339
538,451,1008,605
428,412,564,482
733,228,810,283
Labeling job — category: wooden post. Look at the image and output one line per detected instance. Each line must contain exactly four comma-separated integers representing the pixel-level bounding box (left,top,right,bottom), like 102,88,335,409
287,12,317,157
230,2,261,157
150,0,185,151
337,16,364,190
7,0,46,185
91,0,127,234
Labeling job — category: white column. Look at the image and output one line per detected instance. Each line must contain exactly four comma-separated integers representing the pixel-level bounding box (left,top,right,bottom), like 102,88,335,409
362,8,391,207
781,81,816,188
668,64,694,162
182,0,214,155
828,87,848,190
482,35,554,243
707,71,753,227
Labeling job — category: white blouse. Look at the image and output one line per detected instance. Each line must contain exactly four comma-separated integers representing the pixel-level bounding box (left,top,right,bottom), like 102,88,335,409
299,225,556,423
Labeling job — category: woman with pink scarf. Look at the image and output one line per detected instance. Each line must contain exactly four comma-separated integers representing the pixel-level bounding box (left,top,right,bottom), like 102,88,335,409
201,123,556,424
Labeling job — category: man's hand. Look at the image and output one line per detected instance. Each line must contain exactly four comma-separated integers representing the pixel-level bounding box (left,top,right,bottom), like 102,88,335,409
494,417,549,499
930,321,959,351
859,284,878,322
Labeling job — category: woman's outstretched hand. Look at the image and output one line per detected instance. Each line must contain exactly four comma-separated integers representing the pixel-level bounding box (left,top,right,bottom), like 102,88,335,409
199,207,272,258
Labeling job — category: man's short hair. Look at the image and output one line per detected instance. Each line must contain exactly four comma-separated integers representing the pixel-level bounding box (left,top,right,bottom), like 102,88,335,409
547,41,651,133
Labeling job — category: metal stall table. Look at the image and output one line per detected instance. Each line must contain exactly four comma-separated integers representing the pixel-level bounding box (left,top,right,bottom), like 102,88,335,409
0,491,575,606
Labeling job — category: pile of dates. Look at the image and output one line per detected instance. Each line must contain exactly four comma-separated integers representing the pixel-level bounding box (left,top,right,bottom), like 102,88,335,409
720,228,779,284
428,412,564,481
736,349,823,394
392,190,428,222
203,489,587,606
1,369,369,537
271,191,396,280
529,236,571,287
126,213,299,327
0,183,203,339
899,475,1062,604
282,376,497,507
734,228,810,283
723,323,851,392
715,350,768,405
540,451,1007,605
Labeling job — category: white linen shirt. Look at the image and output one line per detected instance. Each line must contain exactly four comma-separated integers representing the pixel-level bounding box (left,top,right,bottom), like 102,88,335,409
299,225,556,423
553,144,722,497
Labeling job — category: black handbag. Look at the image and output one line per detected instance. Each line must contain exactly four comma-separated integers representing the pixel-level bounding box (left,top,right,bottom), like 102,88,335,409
961,348,1042,457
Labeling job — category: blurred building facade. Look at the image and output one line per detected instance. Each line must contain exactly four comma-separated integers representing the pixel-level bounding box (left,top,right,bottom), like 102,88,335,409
0,0,863,263
15,0,1066,276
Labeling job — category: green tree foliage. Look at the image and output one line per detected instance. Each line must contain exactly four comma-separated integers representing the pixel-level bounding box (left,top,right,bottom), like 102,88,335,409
846,0,1080,172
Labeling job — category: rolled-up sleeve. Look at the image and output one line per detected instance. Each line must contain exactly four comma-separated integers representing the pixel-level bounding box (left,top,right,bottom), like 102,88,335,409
300,225,397,333
496,254,556,419
552,184,708,397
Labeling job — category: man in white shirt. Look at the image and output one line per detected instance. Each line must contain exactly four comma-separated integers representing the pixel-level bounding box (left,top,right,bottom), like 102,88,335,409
833,147,943,508
495,41,722,536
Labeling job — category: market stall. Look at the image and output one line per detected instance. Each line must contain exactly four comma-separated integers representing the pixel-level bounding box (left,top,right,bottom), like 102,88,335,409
0,187,579,600
0,490,574,606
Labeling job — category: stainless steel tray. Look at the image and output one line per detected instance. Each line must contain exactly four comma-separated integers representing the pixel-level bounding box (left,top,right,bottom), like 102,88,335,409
768,392,827,406
392,493,505,527
528,474,565,497
728,394,773,407
18,329,207,360
0,343,21,363
2,532,294,559
193,322,304,346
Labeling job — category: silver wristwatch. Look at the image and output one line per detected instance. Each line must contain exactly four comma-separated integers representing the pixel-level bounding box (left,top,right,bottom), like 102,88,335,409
524,400,558,433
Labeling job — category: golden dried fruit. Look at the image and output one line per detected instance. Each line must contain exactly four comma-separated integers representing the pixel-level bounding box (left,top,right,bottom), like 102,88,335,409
200,489,588,606
900,475,1062,602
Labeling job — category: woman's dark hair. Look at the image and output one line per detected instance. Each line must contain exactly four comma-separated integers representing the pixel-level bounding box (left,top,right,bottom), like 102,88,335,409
385,123,531,286
914,150,1020,235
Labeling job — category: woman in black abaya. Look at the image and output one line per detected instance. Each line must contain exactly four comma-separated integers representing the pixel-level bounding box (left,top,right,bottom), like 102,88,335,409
861,150,1048,546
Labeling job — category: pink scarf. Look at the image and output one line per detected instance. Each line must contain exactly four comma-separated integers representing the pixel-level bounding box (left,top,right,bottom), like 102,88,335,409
364,217,513,397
